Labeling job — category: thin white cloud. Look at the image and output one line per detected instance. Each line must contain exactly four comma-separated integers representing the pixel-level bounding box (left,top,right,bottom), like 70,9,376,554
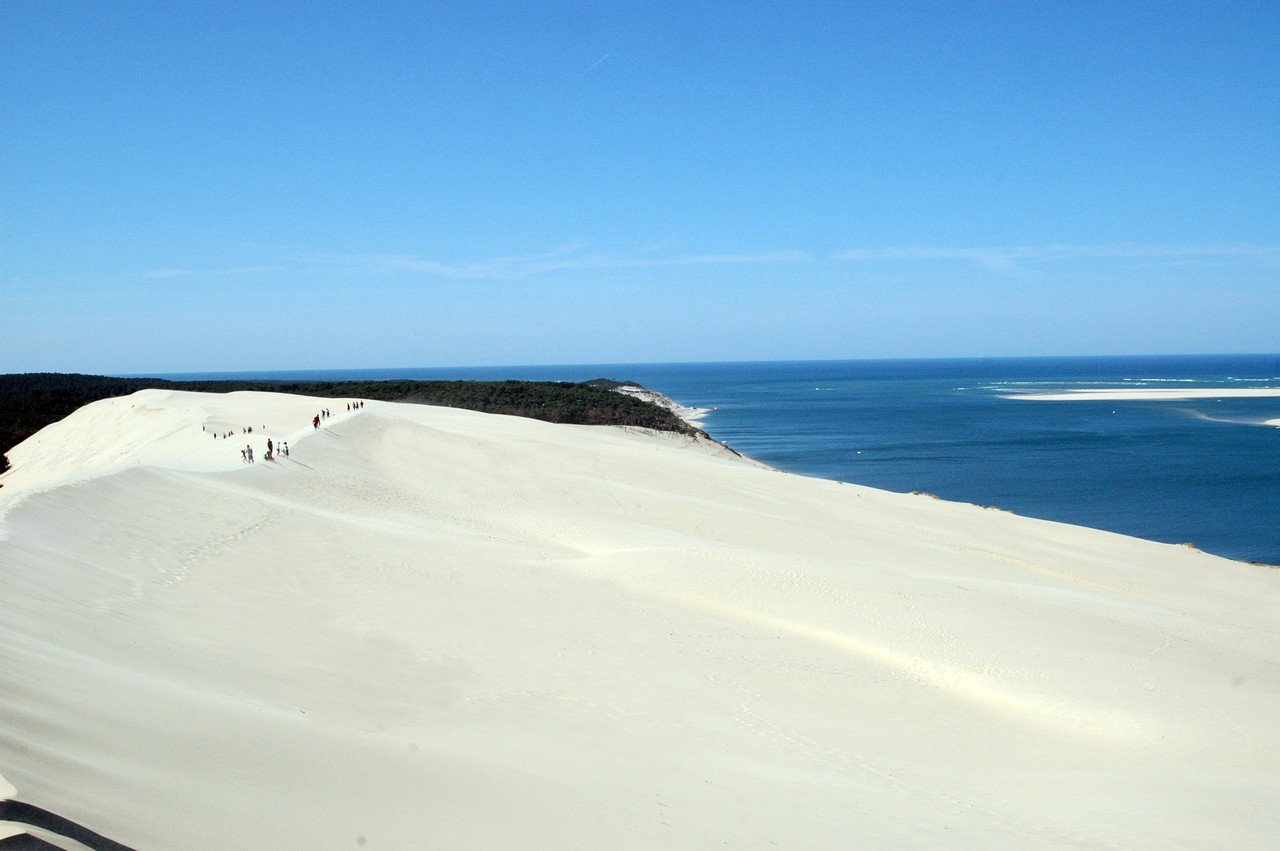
213,265,284,276
320,246,810,279
335,245,584,278
832,242,1280,272
141,242,1277,285
143,265,282,280
648,251,811,267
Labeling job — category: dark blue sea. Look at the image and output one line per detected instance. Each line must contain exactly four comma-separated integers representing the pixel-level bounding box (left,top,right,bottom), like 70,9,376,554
161,355,1280,565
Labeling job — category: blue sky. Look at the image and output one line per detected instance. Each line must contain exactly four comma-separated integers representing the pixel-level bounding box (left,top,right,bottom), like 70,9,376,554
2,1,1277,373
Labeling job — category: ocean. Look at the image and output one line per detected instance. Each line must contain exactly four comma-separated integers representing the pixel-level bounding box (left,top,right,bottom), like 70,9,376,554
163,354,1280,566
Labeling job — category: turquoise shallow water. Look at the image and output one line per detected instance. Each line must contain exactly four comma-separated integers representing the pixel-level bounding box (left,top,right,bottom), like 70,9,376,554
162,354,1280,565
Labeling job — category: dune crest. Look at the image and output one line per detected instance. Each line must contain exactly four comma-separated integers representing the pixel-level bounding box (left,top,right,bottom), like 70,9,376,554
2,390,1277,849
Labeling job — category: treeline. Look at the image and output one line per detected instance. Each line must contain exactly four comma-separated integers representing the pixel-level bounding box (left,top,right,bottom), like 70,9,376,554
0,373,701,474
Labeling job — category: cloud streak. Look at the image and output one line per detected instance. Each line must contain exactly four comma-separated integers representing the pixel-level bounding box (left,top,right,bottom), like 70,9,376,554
832,242,1280,272
144,265,284,280
321,246,811,279
148,241,1275,287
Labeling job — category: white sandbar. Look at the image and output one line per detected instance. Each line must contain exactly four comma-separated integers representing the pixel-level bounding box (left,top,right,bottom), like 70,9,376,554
1007,387,1280,401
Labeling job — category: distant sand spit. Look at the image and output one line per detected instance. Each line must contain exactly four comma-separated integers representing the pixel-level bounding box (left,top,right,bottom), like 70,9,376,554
1008,387,1280,401
2,390,1278,849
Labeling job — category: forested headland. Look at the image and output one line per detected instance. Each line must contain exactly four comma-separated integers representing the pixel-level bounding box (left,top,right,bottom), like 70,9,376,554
0,373,702,474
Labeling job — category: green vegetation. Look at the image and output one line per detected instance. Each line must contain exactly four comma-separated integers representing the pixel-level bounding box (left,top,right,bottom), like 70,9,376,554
0,373,702,475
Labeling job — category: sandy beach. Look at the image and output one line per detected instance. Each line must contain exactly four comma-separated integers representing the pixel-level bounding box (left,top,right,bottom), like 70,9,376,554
2,389,1278,849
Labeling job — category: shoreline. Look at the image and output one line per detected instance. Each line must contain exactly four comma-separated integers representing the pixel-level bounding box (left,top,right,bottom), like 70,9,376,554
608,383,714,426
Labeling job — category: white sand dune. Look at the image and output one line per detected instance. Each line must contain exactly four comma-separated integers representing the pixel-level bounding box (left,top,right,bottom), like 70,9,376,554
1,389,1278,849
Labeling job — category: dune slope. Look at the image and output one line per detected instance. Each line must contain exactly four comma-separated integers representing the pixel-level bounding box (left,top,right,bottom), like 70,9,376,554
1,390,1277,849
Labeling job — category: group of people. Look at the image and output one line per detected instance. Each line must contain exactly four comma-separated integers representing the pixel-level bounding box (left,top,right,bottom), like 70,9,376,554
212,400,366,464
311,402,364,429
237,437,291,463
198,422,258,437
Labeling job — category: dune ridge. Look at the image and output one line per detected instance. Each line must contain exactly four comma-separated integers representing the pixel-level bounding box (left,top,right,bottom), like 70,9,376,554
1,390,1277,849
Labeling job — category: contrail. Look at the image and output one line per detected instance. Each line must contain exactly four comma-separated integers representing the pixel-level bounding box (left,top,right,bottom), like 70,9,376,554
578,53,610,78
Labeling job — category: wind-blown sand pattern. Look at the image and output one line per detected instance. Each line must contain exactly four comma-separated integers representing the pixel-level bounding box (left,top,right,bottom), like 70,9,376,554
1,390,1278,849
